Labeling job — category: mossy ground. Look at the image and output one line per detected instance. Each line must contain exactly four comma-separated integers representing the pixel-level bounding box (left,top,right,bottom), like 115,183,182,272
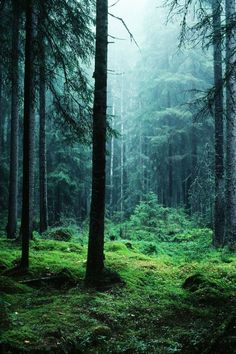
0,232,235,353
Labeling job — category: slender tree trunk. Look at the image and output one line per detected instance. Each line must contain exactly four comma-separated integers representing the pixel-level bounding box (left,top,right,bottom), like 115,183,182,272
212,0,224,247
86,0,108,282
180,134,186,207
7,0,20,239
186,124,197,214
225,0,236,247
39,0,48,233
168,138,173,207
109,104,115,214
120,73,124,220
20,0,35,268
139,123,143,201
56,184,61,222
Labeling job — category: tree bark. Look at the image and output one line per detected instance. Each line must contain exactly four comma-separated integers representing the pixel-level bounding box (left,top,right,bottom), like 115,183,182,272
7,0,20,239
212,0,225,247
86,0,108,282
120,73,124,219
39,0,48,234
20,0,35,268
168,138,173,207
109,103,115,214
225,0,236,247
0,65,3,153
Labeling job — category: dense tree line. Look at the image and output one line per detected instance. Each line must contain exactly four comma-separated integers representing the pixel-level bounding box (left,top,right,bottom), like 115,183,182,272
106,0,236,250
0,0,94,269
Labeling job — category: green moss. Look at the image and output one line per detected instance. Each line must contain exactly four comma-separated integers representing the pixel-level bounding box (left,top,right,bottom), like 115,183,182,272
0,276,31,294
0,231,235,353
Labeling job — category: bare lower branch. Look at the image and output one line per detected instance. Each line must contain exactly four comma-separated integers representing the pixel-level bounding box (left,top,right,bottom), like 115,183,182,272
109,12,140,50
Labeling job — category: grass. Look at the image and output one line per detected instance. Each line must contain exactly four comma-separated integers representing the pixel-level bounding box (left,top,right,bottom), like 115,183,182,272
0,231,236,353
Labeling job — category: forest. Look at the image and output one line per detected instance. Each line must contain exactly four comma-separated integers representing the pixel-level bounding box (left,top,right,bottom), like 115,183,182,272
0,0,236,353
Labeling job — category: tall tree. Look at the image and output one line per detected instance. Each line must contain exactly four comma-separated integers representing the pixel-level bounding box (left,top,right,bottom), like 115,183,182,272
20,0,35,268
225,0,236,247
39,0,48,233
212,0,224,247
6,0,20,239
86,0,108,282
0,62,3,157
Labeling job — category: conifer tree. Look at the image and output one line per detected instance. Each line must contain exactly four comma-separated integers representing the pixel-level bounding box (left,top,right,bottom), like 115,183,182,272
7,0,20,239
86,0,108,283
212,0,224,247
225,0,236,247
20,0,35,268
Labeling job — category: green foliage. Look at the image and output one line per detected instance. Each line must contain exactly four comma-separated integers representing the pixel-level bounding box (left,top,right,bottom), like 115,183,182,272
139,242,157,255
41,226,76,242
0,226,235,353
116,193,195,243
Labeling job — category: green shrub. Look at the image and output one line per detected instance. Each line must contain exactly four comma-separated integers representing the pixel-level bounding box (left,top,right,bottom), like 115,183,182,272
128,193,193,242
42,227,75,241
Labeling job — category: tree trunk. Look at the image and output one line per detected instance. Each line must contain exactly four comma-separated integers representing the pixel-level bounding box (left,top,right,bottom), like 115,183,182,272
109,103,115,214
86,0,108,282
120,73,124,220
225,0,236,247
212,0,225,247
0,65,3,152
39,0,48,234
7,0,20,239
168,138,173,207
20,0,35,268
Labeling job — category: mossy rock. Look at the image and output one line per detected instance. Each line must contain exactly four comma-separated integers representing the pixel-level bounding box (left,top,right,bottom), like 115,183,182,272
53,268,78,287
38,268,78,289
182,273,217,292
183,273,230,306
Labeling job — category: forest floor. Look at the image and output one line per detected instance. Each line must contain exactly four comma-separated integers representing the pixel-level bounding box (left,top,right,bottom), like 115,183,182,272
0,225,236,353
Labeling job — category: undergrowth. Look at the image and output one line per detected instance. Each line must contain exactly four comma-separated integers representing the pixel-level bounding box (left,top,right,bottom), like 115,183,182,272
0,235,235,353
0,201,235,353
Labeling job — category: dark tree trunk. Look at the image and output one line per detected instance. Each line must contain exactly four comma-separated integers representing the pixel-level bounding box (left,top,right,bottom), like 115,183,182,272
225,0,236,247
187,124,197,215
20,0,35,268
168,138,173,207
56,184,61,222
39,0,48,233
86,0,108,282
0,65,4,152
7,0,20,239
212,0,225,247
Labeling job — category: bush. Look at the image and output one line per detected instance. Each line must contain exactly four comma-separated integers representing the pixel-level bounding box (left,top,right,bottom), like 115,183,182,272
128,193,193,242
42,227,75,241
